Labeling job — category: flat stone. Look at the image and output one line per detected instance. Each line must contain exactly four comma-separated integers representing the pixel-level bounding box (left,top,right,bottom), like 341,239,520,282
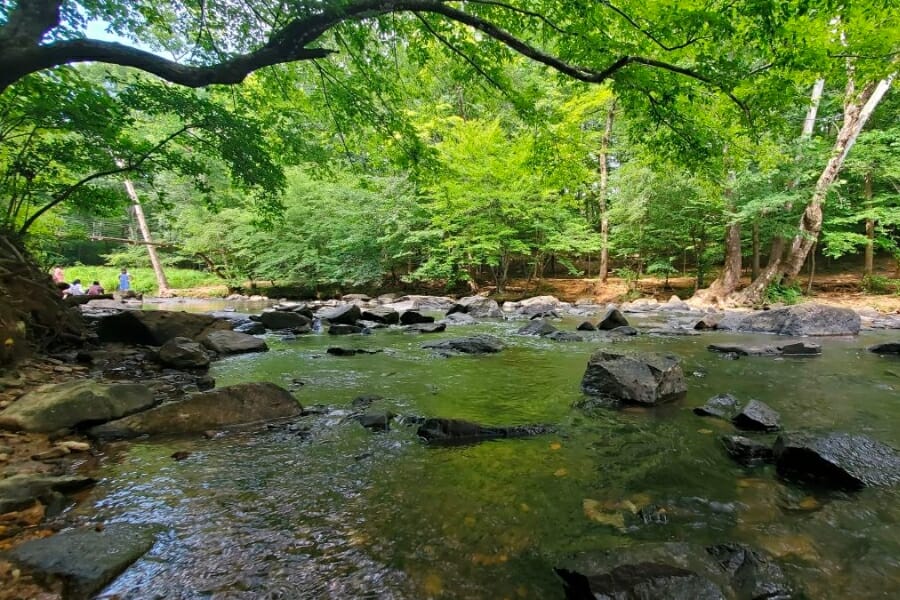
0,381,155,433
417,418,552,444
422,335,504,354
89,382,302,439
200,330,268,355
708,342,821,357
405,323,446,334
0,474,96,514
693,394,741,420
6,523,160,599
732,400,781,432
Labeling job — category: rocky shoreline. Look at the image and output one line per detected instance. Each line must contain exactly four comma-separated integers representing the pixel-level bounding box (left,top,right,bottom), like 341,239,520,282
0,293,898,598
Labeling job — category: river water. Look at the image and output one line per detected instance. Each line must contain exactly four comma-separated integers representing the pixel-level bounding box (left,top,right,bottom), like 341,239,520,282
76,311,899,599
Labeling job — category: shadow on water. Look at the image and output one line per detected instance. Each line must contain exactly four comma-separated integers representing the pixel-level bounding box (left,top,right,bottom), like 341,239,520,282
77,316,900,599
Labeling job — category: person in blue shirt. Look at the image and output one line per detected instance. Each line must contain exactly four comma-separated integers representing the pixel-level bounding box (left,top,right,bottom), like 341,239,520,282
118,268,132,291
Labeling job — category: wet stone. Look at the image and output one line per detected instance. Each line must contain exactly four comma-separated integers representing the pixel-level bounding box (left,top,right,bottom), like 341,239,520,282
721,435,775,466
733,400,781,432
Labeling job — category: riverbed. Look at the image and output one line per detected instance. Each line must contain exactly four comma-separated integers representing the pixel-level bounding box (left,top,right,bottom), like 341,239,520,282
75,315,900,598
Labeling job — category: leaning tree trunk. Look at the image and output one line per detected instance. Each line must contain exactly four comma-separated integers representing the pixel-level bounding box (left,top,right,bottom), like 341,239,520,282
692,183,741,304
739,73,895,304
598,101,616,282
122,177,171,296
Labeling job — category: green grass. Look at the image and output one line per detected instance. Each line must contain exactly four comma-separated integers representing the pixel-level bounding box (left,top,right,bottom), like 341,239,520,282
64,266,222,294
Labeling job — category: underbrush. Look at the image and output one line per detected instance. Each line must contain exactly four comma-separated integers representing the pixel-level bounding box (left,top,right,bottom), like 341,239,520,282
861,275,900,295
764,282,804,305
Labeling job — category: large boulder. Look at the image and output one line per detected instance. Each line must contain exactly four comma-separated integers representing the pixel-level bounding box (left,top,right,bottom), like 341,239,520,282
773,432,900,489
516,295,563,316
0,381,155,433
417,418,551,444
259,310,311,331
422,335,504,355
319,304,362,325
581,351,687,405
360,307,400,324
200,330,268,355
597,307,629,330
6,523,160,599
447,296,503,319
0,474,96,514
95,310,230,345
158,337,210,368
737,304,860,336
89,382,302,439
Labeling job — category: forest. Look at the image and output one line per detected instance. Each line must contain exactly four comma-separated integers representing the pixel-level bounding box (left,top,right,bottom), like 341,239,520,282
0,3,899,599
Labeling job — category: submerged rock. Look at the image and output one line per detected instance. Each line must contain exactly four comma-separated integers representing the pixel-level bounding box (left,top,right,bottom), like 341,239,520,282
89,382,302,439
328,324,366,335
556,563,723,600
773,432,900,489
518,319,557,336
736,304,860,336
693,394,741,420
707,543,793,600
158,337,210,368
547,331,583,342
355,412,395,432
200,330,268,355
581,350,687,405
0,380,155,433
720,435,775,467
708,342,821,357
868,342,900,355
417,418,551,444
326,347,382,356
6,523,160,599
422,335,504,354
732,400,781,432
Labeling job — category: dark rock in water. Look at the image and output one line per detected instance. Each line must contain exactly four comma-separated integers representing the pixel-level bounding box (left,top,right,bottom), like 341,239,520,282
737,303,860,336
576,321,597,331
0,381,155,433
417,418,551,444
158,337,210,368
171,450,191,461
530,310,561,320
693,394,741,420
439,312,478,326
581,350,687,405
547,331,583,342
200,330,269,355
90,382,302,439
260,310,311,331
356,412,395,432
555,563,724,600
326,347,381,356
422,335,504,354
234,320,266,335
720,435,775,466
405,322,446,334
352,395,383,409
319,304,362,325
608,325,639,337
0,474,96,514
869,342,900,355
708,342,821,357
518,319,557,336
773,432,900,489
707,543,793,600
647,328,701,337
400,310,434,325
95,309,230,345
597,307,629,330
328,324,365,335
360,307,399,324
447,296,503,318
732,400,781,432
6,523,160,599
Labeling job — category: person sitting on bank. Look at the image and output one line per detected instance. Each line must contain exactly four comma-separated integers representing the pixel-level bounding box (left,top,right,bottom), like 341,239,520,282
67,279,84,296
118,268,132,292
87,281,104,295
52,265,65,284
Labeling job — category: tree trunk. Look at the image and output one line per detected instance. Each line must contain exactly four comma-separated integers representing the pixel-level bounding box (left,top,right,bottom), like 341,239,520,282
739,73,895,304
123,178,171,296
864,171,874,277
751,221,760,280
598,101,616,283
691,165,739,304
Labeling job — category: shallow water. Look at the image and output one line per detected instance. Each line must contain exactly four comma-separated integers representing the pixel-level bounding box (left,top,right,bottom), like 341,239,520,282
77,317,900,599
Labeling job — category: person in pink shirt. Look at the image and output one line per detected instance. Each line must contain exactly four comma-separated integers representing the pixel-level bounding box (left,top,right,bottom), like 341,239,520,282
52,265,65,284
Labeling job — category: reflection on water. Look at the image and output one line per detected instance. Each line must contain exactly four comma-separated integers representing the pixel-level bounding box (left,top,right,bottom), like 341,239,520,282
78,317,900,598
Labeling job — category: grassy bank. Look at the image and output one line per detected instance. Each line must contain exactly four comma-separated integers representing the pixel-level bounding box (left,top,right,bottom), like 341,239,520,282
64,266,222,295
